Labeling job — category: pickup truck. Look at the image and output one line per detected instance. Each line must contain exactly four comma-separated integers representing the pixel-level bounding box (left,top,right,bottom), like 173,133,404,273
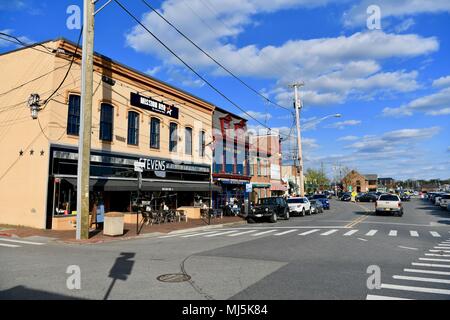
375,194,403,216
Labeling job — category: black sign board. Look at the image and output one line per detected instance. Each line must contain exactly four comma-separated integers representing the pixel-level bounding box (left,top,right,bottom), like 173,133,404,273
130,92,179,119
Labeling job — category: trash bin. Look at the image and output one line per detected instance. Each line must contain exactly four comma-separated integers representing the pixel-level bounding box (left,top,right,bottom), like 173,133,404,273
103,212,124,236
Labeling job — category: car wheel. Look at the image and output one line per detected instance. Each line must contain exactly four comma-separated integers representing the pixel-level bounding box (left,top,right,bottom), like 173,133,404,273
247,218,255,224
285,209,290,220
269,212,278,223
302,208,306,216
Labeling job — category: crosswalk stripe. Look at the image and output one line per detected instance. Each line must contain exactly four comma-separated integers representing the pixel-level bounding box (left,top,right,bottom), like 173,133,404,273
274,229,297,236
437,244,450,247
434,247,450,250
299,229,320,236
393,275,450,284
343,229,358,236
320,229,338,236
204,231,237,237
419,257,450,263
425,253,450,257
412,262,450,269
365,230,378,236
251,230,277,236
366,294,411,300
430,231,441,237
0,238,44,245
180,231,218,238
0,243,20,248
389,230,397,236
410,231,419,237
227,230,257,237
429,250,450,253
381,283,450,295
404,268,450,276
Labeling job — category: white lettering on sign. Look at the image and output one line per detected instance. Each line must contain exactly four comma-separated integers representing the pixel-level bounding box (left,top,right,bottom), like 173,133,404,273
139,158,166,171
140,97,166,113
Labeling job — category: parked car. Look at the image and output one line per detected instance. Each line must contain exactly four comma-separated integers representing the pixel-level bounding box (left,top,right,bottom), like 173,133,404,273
435,193,444,206
247,197,289,223
399,193,411,202
357,193,378,202
312,194,330,210
287,197,311,216
310,199,324,214
340,192,351,201
375,194,403,216
439,194,450,210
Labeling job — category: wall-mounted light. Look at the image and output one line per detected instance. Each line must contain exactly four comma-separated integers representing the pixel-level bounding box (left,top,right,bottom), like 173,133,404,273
27,93,42,120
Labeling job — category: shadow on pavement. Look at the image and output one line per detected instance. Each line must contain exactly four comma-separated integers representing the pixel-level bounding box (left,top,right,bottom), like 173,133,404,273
104,252,135,300
0,285,86,300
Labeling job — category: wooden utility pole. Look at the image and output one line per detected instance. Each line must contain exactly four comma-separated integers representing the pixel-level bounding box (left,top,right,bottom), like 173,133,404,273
76,0,95,240
292,83,305,197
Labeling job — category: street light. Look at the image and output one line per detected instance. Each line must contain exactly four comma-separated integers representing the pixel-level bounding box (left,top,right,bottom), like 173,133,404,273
302,113,342,130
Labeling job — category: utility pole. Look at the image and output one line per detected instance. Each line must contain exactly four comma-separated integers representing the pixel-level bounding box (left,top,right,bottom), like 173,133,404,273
76,0,95,240
291,83,305,197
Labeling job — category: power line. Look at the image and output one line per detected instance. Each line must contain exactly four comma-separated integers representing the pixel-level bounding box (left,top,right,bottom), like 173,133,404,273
113,0,292,139
140,0,293,113
0,32,54,53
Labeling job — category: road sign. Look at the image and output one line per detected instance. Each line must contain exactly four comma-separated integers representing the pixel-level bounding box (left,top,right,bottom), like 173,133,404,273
246,183,253,193
134,161,145,173
348,185,352,192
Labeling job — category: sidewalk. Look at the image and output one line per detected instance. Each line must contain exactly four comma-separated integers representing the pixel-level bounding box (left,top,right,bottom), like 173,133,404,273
0,216,247,244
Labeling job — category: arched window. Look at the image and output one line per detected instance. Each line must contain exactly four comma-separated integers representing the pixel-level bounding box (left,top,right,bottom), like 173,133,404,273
185,127,192,155
127,111,139,145
169,122,178,152
199,130,206,157
99,103,113,141
150,117,160,149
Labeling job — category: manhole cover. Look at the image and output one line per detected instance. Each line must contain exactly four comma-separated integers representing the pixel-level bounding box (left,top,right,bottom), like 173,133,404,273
157,273,191,283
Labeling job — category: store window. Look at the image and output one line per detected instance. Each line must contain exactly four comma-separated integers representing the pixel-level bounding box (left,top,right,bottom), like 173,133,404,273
99,103,113,141
185,127,192,155
199,130,206,157
150,117,160,149
67,94,80,135
169,122,178,152
127,111,139,145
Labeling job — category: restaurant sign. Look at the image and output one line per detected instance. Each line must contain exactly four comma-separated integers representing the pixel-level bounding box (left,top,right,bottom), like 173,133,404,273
130,92,179,119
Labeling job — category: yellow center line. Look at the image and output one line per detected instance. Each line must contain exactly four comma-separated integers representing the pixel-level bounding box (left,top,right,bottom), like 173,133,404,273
345,203,372,228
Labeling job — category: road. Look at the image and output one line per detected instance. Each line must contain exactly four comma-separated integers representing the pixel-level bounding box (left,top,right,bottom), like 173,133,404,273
1,198,450,300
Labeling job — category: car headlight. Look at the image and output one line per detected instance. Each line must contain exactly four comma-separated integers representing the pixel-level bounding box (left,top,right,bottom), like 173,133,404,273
252,208,255,212
265,208,269,212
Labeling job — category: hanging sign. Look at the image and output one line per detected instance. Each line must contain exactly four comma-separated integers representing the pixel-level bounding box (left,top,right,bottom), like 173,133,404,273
130,92,179,119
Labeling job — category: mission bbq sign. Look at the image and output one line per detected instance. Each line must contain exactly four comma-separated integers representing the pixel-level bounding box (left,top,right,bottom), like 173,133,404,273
130,92,179,119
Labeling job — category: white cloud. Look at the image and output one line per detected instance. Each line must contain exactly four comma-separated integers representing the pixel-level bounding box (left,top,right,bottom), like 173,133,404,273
239,111,272,121
433,75,450,88
146,66,161,76
326,120,361,129
395,18,415,33
383,87,450,117
337,135,359,141
343,0,450,28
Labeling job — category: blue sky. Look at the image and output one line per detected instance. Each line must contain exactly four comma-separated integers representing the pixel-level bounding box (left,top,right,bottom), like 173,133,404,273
1,0,449,180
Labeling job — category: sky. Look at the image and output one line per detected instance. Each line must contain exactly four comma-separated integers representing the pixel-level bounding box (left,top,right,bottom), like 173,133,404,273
1,0,449,181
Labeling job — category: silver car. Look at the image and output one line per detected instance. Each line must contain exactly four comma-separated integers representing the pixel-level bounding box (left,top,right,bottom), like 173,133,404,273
375,194,403,216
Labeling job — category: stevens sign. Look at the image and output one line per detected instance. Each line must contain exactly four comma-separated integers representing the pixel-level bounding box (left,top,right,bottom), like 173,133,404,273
130,92,179,119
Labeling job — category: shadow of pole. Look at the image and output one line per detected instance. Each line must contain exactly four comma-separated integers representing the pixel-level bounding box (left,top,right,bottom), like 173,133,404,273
103,252,135,300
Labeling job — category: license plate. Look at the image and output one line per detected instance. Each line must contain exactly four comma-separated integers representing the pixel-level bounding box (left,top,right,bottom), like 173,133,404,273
255,214,262,217
385,208,391,211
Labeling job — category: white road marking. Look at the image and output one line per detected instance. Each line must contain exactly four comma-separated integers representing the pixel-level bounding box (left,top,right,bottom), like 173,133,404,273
358,238,368,242
393,275,450,284
0,243,20,248
398,246,418,251
419,258,450,263
389,230,397,237
429,249,450,253
365,230,377,236
434,247,450,250
412,262,450,269
179,231,218,238
404,268,450,276
366,294,411,300
0,238,44,245
410,231,419,237
273,229,297,236
251,230,277,236
204,231,237,237
343,229,358,236
299,229,320,236
320,229,338,236
227,230,257,237
425,253,450,257
381,283,450,295
430,231,441,238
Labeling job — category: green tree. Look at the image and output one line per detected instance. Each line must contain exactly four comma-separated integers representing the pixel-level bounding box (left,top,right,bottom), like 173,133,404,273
305,168,330,193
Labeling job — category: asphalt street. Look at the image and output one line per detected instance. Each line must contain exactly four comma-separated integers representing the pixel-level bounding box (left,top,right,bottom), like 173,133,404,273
1,198,450,300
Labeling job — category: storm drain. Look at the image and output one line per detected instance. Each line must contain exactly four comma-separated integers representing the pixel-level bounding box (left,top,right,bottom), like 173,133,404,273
157,273,191,283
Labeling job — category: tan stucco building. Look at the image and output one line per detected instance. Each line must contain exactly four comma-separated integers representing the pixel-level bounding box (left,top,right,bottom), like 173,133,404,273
0,38,216,229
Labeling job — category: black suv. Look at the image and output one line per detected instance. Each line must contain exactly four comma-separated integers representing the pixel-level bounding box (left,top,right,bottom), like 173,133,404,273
247,197,289,223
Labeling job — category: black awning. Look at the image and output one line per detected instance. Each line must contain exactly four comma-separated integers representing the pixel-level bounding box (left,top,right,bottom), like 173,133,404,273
62,178,221,192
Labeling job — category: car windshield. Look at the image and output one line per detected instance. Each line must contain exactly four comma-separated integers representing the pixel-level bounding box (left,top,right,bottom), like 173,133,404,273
287,198,306,203
312,194,326,199
379,195,399,201
258,198,277,205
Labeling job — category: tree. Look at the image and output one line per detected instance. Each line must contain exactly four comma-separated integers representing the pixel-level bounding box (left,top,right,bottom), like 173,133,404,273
305,168,330,193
